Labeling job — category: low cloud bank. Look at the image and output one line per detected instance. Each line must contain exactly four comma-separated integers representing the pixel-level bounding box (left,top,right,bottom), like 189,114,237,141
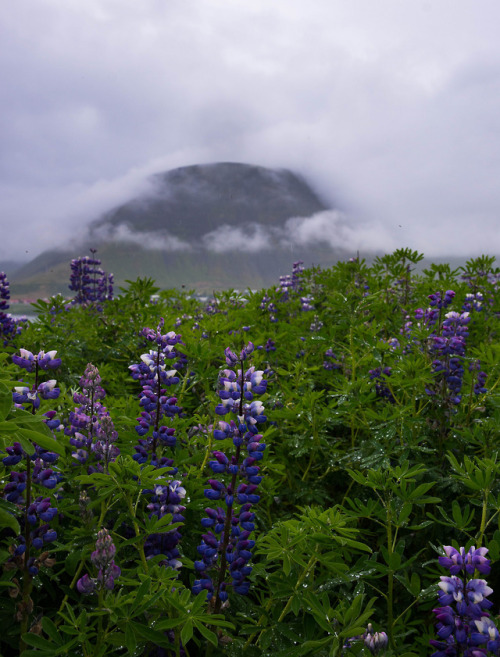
199,210,397,254
90,223,192,252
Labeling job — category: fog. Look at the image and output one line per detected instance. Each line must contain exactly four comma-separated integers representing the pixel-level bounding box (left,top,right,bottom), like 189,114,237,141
2,0,500,262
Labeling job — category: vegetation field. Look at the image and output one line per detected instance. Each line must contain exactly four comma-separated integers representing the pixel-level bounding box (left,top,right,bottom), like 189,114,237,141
1,248,500,656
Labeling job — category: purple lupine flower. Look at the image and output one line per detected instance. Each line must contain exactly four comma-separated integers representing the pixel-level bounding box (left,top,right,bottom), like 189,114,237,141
421,306,472,406
5,346,63,577
91,414,120,471
439,546,491,576
264,338,276,353
323,348,342,371
4,471,27,503
65,364,118,472
471,617,500,652
76,573,95,595
129,322,184,463
428,290,456,309
363,624,388,655
3,442,24,466
431,546,498,657
12,349,62,373
31,459,61,489
5,492,59,574
310,315,323,332
130,321,186,569
0,271,22,344
463,292,484,313
369,367,395,403
193,343,268,610
143,481,186,569
77,528,120,595
469,361,488,395
69,249,113,306
301,295,314,311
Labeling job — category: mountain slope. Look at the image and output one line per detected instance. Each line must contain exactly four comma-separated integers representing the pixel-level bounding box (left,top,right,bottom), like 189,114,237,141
11,162,347,297
91,162,329,241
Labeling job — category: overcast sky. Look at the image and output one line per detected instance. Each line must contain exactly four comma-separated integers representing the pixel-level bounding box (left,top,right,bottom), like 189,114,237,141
1,0,500,262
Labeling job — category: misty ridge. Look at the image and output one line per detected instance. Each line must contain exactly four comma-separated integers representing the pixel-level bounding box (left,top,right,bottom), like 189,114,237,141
88,162,350,252
11,162,393,297
85,162,395,254
9,160,477,299
90,210,356,254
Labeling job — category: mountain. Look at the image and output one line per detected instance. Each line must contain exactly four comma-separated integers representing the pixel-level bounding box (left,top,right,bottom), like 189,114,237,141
92,162,329,241
10,162,349,297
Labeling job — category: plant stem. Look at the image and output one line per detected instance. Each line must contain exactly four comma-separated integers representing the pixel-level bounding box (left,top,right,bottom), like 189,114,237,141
278,549,319,623
126,496,149,574
386,507,394,649
477,488,490,548
56,558,86,617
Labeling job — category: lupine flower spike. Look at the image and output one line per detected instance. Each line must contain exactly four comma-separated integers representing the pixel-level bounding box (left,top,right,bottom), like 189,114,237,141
129,320,187,569
69,249,113,307
77,528,121,595
0,271,24,344
193,341,268,611
431,545,499,657
4,347,62,636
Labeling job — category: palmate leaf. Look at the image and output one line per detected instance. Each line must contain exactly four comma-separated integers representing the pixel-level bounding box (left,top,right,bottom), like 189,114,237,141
0,506,20,535
15,428,66,456
0,382,11,421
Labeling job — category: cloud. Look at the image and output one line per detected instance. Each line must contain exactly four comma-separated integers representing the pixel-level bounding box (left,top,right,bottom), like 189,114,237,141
2,0,500,263
199,210,397,256
201,223,274,253
285,211,397,254
90,223,192,252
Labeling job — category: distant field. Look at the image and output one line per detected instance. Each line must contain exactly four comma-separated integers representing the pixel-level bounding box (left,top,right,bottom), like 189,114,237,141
8,302,41,319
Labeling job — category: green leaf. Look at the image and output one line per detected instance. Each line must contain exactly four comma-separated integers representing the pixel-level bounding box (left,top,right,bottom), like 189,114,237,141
283,552,292,576
130,577,151,613
22,633,54,649
13,431,35,456
16,428,65,455
191,590,209,614
125,623,137,653
12,411,49,425
410,572,421,596
291,594,301,616
155,618,185,631
194,620,218,647
0,383,12,422
129,621,173,647
180,620,193,646
0,507,20,534
41,616,61,644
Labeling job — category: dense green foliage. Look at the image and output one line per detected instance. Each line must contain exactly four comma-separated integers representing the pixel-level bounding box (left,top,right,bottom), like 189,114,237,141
1,249,500,656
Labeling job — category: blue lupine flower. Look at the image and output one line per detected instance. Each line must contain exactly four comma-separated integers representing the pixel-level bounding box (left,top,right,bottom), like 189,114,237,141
0,271,23,344
323,348,342,371
414,300,475,406
12,349,61,372
129,321,186,569
193,343,268,608
69,250,113,306
129,322,184,462
471,617,500,652
431,546,498,657
66,364,119,472
369,367,395,403
143,481,186,569
439,546,491,576
77,528,121,595
363,624,388,655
